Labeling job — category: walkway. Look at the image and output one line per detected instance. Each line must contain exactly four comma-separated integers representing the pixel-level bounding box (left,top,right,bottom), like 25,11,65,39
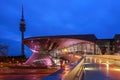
84,57,120,80
41,57,120,80
41,58,82,80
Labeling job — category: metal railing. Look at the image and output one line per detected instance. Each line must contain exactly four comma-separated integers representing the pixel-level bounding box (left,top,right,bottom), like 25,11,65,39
92,55,120,66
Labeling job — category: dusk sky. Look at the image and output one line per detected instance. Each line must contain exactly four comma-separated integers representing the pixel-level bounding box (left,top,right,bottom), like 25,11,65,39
0,0,120,56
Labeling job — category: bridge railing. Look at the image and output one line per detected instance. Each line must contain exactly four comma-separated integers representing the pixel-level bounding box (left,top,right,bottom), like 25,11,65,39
92,55,120,66
63,57,84,80
92,55,120,60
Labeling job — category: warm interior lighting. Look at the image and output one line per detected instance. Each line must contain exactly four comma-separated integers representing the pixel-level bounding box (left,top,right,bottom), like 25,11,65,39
63,48,68,52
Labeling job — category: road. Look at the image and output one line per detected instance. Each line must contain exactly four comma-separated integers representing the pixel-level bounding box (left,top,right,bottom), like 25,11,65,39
0,68,58,80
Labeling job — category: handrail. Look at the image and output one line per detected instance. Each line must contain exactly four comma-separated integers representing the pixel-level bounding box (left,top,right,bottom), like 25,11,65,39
92,55,120,66
63,57,84,80
92,55,120,60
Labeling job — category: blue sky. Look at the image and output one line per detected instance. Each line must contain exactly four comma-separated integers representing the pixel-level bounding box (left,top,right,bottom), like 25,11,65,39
0,0,120,56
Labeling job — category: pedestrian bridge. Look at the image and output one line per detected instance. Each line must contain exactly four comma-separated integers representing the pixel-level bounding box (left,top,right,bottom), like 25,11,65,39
41,55,120,80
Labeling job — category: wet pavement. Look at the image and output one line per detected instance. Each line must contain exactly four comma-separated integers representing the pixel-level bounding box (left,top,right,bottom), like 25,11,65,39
41,63,77,80
0,56,81,80
1,56,119,80
41,57,83,80
84,57,120,80
0,68,58,80
0,75,43,80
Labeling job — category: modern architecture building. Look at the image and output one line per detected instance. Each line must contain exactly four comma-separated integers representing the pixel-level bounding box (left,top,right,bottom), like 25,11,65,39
23,34,120,66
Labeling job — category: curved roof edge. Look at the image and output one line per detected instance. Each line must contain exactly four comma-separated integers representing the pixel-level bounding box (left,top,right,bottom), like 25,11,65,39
24,34,97,42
